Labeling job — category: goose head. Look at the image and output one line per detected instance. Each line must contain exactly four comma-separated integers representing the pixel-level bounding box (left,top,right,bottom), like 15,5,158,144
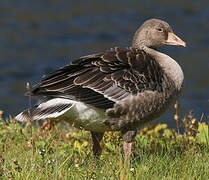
132,19,186,49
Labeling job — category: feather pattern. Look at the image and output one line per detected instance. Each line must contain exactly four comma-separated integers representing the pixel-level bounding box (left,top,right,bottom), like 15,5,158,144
15,98,75,122
29,47,164,109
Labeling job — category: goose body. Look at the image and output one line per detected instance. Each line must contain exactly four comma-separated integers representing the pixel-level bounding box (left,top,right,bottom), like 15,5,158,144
16,19,186,157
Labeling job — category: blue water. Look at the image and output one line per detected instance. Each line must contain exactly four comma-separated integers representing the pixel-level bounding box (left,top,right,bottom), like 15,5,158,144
0,0,208,127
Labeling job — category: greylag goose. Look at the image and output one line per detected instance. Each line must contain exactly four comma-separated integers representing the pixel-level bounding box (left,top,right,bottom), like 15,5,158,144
16,19,186,158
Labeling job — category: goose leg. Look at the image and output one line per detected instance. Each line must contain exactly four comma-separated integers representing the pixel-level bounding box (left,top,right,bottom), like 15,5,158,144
91,131,104,157
122,130,137,159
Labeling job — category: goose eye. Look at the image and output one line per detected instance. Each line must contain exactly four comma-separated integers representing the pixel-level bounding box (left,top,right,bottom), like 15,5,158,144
157,28,163,32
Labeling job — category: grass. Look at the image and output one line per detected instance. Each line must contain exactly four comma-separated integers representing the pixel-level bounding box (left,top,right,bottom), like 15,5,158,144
0,109,208,180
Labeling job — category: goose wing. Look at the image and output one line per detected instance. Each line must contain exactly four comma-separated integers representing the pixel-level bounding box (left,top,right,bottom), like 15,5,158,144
29,47,164,109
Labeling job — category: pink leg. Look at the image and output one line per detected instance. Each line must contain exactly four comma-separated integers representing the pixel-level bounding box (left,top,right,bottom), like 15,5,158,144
122,130,137,159
123,141,133,158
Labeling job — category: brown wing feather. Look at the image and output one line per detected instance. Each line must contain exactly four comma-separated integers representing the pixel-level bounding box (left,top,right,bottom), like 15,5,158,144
29,47,164,109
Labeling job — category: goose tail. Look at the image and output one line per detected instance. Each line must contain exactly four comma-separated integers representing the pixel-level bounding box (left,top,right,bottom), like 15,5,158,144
15,98,75,122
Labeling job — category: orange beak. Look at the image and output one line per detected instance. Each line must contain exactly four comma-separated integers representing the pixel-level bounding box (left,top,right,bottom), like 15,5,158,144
164,32,186,47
